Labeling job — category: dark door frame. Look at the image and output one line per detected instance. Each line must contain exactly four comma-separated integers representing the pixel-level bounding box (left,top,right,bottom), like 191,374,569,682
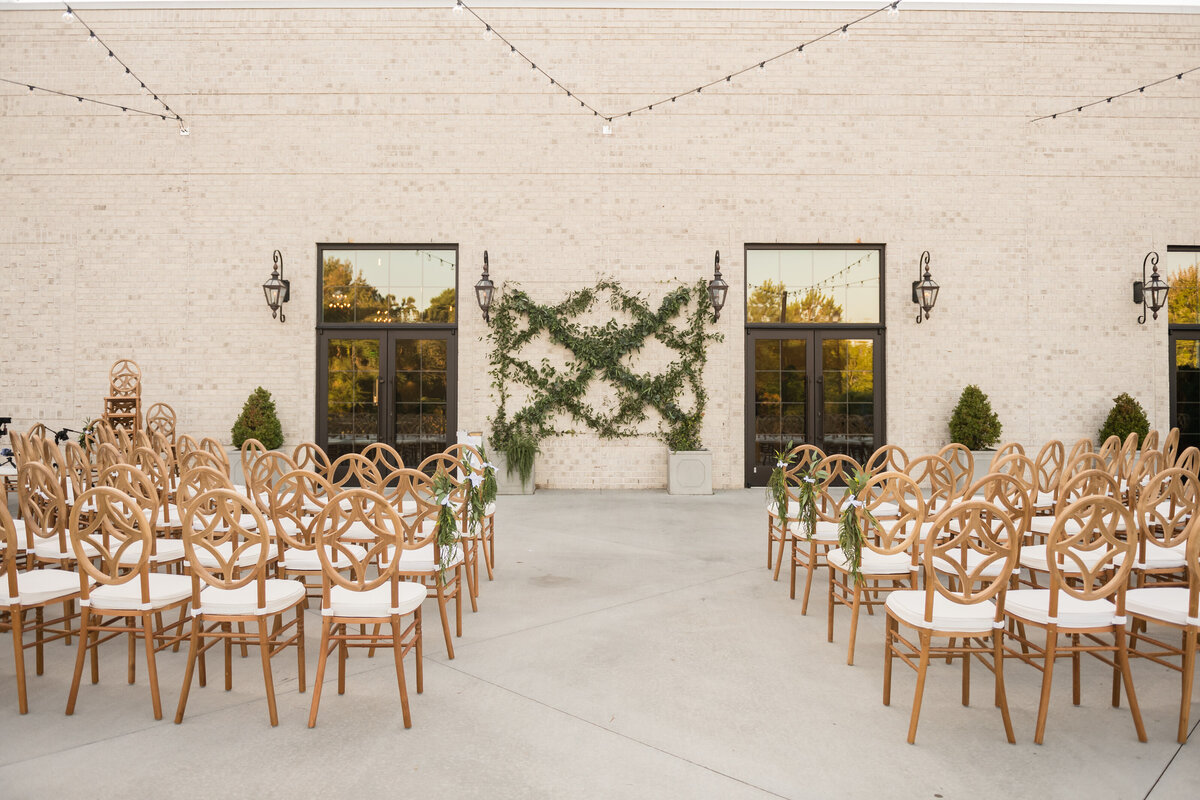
314,243,459,457
743,243,887,486
1168,246,1200,443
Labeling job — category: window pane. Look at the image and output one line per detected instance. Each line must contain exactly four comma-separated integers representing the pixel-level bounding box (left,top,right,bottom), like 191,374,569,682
746,248,880,324
322,248,456,324
1168,250,1200,325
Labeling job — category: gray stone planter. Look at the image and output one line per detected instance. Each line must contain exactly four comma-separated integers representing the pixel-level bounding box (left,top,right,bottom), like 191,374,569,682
494,452,535,495
972,449,997,480
667,450,712,496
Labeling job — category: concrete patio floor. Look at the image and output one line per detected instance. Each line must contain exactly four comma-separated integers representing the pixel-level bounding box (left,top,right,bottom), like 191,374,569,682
1,489,1197,799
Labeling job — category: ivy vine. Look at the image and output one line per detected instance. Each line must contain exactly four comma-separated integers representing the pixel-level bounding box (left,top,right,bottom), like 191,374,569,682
487,279,723,458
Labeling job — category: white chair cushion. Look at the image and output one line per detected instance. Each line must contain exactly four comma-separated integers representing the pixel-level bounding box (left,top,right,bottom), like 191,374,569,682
325,581,426,618
117,539,187,565
270,517,305,538
932,549,1010,578
872,501,901,518
1125,587,1193,627
1034,491,1056,508
787,520,840,542
87,572,194,611
381,543,465,573
886,590,999,634
0,568,83,607
827,547,913,576
8,519,29,552
281,544,367,572
197,579,305,616
1113,542,1187,571
1020,544,1109,574
1005,589,1118,628
34,537,99,562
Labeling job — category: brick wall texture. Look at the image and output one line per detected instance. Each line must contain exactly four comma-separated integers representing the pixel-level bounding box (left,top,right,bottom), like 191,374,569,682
1,5,1198,488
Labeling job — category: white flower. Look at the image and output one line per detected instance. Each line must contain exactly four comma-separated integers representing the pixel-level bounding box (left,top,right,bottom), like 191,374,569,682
802,476,815,484
776,460,787,468
468,472,484,488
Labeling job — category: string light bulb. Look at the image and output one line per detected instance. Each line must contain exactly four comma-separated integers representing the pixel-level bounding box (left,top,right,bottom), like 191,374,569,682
179,124,190,136
838,25,850,40
452,0,464,13
601,120,613,136
107,50,114,59
482,25,493,40
62,7,74,21
509,45,516,56
887,2,900,18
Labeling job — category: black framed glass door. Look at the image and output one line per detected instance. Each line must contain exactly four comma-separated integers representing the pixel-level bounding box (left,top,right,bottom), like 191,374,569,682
318,330,457,466
1168,247,1200,452
745,329,883,485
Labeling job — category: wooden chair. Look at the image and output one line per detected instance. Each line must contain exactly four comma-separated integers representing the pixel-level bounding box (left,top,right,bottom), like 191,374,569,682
1163,427,1180,466
865,444,909,474
18,462,96,569
363,442,405,476
95,442,124,475
788,454,858,613
1065,437,1094,470
1022,469,1121,584
1123,513,1200,743
418,453,480,611
1121,468,1196,584
330,453,383,490
175,434,200,472
936,444,974,497
307,487,429,728
130,447,182,536
767,444,825,580
145,403,177,446
178,449,228,480
65,487,192,720
994,442,1026,460
1176,446,1200,476
827,471,926,665
1002,494,1145,744
292,442,331,478
1141,429,1160,456
98,461,186,570
0,502,85,714
445,443,496,580
246,450,297,516
268,468,357,597
884,499,1020,743
904,454,956,518
175,488,306,726
240,438,268,491
1033,440,1065,516
1116,433,1141,489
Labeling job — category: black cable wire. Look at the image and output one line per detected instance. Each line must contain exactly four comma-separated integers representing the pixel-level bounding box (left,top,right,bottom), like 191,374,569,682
453,0,901,123
1,76,171,119
61,4,184,127
1032,64,1199,122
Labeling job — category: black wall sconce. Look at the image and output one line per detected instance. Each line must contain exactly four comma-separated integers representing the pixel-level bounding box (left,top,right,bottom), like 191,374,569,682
708,251,729,322
475,251,495,323
1133,251,1169,323
262,250,290,323
912,250,940,323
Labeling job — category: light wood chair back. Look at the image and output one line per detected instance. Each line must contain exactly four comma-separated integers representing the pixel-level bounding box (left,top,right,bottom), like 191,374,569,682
113,427,133,457
95,442,125,475
292,442,331,477
1141,429,1159,455
1097,434,1123,471
991,452,1037,487
1126,449,1166,509
1045,495,1135,609
181,489,270,591
176,466,234,513
856,471,926,558
923,499,1019,608
0,504,20,603
811,454,861,524
109,359,142,396
175,434,200,464
784,444,825,475
935,444,974,499
130,447,173,525
62,441,92,498
312,488,432,597
1115,433,1140,482
133,430,153,452
444,443,483,472
1176,446,1200,477
18,462,69,554
418,451,466,481
199,437,230,475
98,461,163,533
1134,468,1199,558
1163,427,1181,465
967,471,1032,538
240,438,267,486
1034,440,1065,502
995,442,1026,460
904,454,955,513
27,423,50,440
865,444,909,474
178,449,227,479
362,442,405,475
247,451,298,514
144,403,177,443
1065,437,1094,468
269,470,336,554
329,453,383,491
70,487,153,608
1057,468,1121,510
1063,451,1111,483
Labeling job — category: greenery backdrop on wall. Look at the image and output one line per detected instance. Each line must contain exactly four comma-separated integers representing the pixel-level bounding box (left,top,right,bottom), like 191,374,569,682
487,279,723,466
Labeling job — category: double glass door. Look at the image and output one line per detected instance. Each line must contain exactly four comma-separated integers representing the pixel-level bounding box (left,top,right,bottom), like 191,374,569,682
745,330,883,485
317,329,457,467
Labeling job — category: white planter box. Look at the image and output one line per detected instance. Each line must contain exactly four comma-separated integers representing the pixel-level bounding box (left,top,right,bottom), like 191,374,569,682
972,450,997,481
494,452,535,495
668,450,712,495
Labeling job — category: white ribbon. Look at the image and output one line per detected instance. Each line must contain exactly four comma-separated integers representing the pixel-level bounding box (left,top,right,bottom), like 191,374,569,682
776,460,787,468
482,462,496,472
439,495,453,507
849,499,864,508
468,472,484,488
802,476,815,484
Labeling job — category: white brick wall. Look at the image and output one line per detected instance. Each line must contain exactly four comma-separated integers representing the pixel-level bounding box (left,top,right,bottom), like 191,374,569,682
1,7,1197,488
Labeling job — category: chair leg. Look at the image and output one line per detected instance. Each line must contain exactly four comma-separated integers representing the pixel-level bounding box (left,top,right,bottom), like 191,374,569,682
907,630,932,745
767,519,773,569
772,531,787,581
1115,626,1148,743
63,600,72,646
337,638,347,695
464,543,478,613
847,583,862,666
11,607,27,715
89,625,99,685
258,618,279,727
34,606,44,676
1072,633,1081,706
994,629,1016,744
801,543,817,616
414,607,424,694
827,570,836,643
127,617,137,685
174,616,201,724
1179,629,1196,744
296,605,306,694
65,607,91,716
223,621,233,691
307,617,332,728
436,583,455,660
789,540,798,600
962,639,971,707
1034,628,1058,745
389,617,412,729
142,614,163,720
455,565,463,638
883,614,894,706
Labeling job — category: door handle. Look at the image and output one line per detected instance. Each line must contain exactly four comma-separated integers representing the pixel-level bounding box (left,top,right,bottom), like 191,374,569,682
373,377,383,405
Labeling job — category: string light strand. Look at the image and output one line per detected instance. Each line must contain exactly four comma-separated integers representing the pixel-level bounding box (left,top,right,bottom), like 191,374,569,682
0,77,173,119
1032,64,1199,122
60,4,184,129
450,0,902,124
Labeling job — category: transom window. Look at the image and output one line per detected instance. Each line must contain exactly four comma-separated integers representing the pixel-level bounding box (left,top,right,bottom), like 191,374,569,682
1168,247,1200,326
745,247,882,324
320,246,456,324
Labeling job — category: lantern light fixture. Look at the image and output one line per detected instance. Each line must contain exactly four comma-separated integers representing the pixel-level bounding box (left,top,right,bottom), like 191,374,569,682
708,251,729,322
1133,251,1169,323
262,249,290,323
475,251,495,323
912,250,939,323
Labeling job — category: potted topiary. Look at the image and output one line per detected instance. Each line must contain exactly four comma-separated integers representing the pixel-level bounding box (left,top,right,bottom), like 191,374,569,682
1098,393,1150,443
666,414,712,496
230,387,284,484
948,384,1003,477
490,429,539,495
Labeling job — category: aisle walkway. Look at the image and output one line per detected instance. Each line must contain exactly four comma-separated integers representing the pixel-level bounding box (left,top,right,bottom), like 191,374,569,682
0,490,1196,799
